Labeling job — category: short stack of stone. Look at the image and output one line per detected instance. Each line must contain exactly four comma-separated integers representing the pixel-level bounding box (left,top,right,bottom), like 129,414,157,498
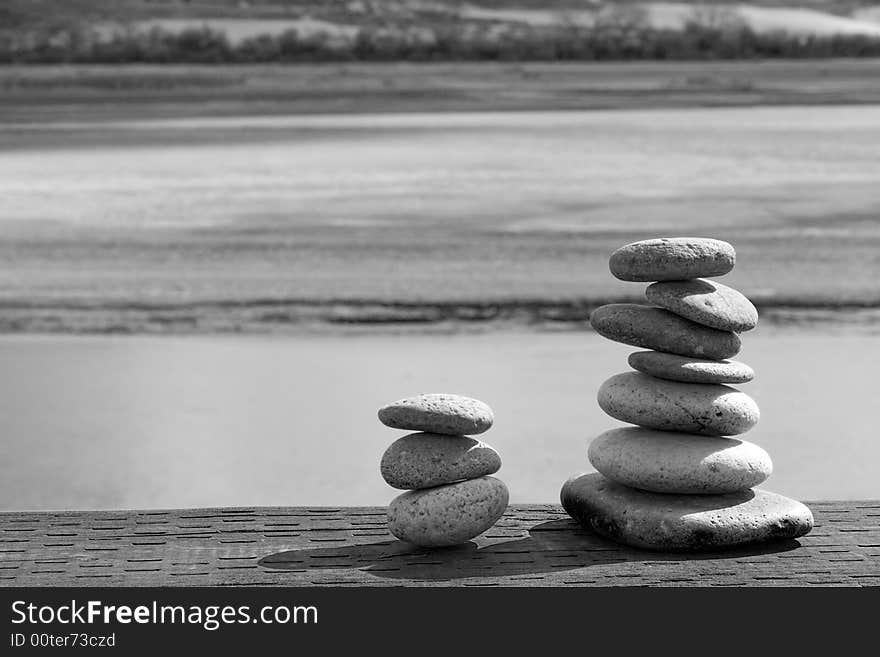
379,394,508,548
562,237,814,551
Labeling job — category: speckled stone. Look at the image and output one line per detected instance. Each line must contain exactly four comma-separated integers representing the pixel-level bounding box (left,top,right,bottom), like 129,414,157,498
598,372,759,436
588,427,772,494
387,476,509,547
628,351,755,384
590,304,741,360
646,279,758,332
561,472,813,551
378,394,494,436
380,433,501,490
609,237,736,282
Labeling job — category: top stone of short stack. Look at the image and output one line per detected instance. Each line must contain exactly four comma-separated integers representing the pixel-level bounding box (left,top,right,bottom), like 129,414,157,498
609,237,736,282
378,393,494,435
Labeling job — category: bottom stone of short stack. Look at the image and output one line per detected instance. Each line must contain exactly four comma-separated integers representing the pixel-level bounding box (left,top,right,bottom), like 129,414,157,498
388,476,509,548
561,472,813,552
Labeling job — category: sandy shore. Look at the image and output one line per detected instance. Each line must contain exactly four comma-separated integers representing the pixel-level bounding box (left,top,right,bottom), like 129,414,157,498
2,106,880,334
0,329,875,511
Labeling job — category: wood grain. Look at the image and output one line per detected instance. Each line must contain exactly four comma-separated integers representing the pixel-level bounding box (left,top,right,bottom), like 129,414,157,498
1,502,877,586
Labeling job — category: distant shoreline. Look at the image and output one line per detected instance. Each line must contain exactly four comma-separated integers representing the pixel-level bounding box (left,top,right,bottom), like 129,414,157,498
4,60,880,123
1,298,877,335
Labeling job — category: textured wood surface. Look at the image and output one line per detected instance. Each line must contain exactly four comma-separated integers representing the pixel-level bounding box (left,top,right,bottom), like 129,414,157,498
1,502,878,586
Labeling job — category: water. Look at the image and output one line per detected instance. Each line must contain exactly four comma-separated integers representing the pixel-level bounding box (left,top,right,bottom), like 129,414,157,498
1,106,878,509
1,329,875,511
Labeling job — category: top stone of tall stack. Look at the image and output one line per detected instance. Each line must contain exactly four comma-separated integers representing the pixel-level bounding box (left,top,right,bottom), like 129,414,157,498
609,237,736,282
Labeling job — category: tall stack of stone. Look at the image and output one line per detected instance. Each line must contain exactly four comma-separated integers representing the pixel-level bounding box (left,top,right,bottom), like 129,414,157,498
562,237,813,551
379,394,509,548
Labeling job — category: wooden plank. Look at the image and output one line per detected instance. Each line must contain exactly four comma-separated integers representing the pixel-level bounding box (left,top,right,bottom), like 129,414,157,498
1,503,878,587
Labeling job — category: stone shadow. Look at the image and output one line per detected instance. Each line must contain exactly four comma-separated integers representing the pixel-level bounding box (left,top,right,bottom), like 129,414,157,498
258,519,802,582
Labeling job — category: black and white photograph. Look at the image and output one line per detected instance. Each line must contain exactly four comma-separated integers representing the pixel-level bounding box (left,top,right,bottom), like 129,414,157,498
0,0,878,646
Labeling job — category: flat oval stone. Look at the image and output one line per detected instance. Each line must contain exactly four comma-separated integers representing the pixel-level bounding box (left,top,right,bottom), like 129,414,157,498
380,433,501,490
378,394,493,435
609,237,736,282
598,372,759,436
588,427,772,494
628,351,754,384
590,304,741,360
388,476,509,547
646,279,758,332
561,472,813,551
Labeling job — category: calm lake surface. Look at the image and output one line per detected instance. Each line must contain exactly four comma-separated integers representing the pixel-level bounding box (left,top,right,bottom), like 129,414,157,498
1,106,878,509
1,329,875,511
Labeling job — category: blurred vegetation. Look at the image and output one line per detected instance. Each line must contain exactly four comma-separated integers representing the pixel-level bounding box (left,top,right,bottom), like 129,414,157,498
3,0,880,63
3,23,880,63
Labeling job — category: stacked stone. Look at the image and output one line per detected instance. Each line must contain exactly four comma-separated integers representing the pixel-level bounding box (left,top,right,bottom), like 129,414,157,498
378,394,509,548
562,237,814,551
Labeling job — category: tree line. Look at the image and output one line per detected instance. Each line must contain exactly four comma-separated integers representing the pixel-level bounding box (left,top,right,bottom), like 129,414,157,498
3,23,880,64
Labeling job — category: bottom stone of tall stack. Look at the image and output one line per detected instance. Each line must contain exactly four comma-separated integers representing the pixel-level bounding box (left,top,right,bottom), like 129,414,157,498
388,476,509,548
561,473,813,551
